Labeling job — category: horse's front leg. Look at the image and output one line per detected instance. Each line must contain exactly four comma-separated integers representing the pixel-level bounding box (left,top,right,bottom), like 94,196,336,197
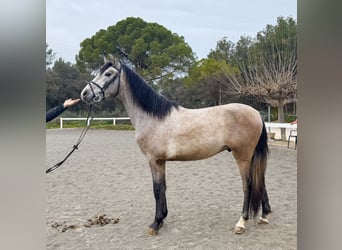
147,159,168,236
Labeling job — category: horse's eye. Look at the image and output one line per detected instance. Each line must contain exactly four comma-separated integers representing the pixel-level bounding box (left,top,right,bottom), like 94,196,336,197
104,72,112,77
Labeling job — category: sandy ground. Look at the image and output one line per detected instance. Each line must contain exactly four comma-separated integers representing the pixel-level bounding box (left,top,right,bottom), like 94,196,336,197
46,129,297,250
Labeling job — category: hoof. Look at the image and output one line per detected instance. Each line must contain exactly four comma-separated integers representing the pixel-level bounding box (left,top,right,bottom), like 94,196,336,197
257,217,269,225
147,227,158,236
233,226,246,234
147,221,163,236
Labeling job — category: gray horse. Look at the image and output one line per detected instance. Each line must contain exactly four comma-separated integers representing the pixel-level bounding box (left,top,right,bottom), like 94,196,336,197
80,58,271,235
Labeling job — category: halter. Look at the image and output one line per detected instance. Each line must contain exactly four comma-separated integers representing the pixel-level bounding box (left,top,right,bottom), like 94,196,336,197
88,65,122,102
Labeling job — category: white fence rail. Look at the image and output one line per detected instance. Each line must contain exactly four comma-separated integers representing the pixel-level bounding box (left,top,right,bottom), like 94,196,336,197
59,117,131,128
265,122,297,129
265,122,297,140
58,118,297,137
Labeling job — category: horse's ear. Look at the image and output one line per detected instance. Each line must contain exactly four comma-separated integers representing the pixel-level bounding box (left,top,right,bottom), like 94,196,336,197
108,54,115,61
112,57,121,69
103,55,108,63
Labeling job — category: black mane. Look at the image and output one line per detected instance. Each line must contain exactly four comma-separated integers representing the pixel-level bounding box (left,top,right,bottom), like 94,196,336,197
122,64,178,119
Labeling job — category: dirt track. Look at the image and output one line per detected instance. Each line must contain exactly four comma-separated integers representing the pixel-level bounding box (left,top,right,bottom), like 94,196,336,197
46,129,297,250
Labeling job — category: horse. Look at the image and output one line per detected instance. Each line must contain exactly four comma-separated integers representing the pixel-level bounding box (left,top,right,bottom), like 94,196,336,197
80,58,271,235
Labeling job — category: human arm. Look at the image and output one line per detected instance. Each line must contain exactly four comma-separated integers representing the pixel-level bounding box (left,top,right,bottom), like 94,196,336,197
46,104,66,122
46,98,80,122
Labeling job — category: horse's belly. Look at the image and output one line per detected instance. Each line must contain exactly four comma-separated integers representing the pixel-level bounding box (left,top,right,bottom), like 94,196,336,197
166,140,226,161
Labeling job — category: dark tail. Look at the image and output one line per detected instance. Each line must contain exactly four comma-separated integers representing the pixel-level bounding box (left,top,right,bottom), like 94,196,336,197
249,121,269,218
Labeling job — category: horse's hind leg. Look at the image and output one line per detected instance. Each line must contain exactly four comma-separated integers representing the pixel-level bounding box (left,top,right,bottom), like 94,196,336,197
233,159,251,234
258,188,272,224
147,159,168,236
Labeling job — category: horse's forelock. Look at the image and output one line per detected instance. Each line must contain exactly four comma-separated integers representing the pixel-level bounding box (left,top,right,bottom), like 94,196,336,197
99,62,114,74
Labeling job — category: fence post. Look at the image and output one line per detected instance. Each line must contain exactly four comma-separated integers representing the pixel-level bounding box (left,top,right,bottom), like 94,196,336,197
113,118,116,125
60,117,63,129
267,106,271,133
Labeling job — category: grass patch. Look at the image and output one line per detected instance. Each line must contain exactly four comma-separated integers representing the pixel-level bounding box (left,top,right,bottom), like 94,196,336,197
90,124,135,130
46,119,134,130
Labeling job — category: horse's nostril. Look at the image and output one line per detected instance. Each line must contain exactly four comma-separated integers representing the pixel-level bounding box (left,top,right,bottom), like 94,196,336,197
82,90,88,96
93,95,101,102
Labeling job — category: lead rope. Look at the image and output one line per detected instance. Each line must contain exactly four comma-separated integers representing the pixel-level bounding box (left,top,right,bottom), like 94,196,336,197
46,104,94,174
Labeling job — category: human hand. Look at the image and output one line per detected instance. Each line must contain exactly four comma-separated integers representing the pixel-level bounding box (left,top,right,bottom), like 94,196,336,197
63,98,80,108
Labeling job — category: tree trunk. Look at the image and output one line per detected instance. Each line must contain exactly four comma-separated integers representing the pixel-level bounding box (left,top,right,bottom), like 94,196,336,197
278,99,286,140
218,84,222,105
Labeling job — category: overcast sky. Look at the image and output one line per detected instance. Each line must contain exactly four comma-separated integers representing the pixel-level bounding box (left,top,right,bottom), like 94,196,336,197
46,0,296,64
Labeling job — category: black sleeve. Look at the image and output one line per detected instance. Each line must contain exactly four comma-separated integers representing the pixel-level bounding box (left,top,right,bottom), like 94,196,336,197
46,104,67,122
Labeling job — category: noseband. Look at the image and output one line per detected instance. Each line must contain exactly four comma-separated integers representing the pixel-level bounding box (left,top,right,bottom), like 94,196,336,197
88,65,121,102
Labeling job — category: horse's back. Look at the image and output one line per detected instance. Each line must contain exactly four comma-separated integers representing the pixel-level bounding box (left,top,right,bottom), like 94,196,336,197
178,103,262,129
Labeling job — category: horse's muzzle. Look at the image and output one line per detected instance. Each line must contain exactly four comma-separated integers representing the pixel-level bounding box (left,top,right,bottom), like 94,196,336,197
80,88,94,104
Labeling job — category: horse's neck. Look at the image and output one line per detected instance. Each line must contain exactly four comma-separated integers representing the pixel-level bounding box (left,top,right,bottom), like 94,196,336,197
118,84,147,129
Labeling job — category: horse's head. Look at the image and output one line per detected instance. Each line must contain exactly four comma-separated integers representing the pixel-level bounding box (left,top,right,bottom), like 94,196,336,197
80,58,122,104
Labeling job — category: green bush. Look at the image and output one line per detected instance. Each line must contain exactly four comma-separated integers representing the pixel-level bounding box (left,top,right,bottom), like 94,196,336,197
285,114,297,123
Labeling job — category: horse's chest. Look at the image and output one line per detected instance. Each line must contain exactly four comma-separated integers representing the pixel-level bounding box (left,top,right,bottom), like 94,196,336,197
135,134,168,159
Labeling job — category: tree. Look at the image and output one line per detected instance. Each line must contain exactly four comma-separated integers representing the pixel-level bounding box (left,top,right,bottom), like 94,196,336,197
185,58,238,107
46,58,91,114
207,37,234,63
46,43,56,68
183,38,239,107
46,58,80,109
220,17,297,140
76,17,195,86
